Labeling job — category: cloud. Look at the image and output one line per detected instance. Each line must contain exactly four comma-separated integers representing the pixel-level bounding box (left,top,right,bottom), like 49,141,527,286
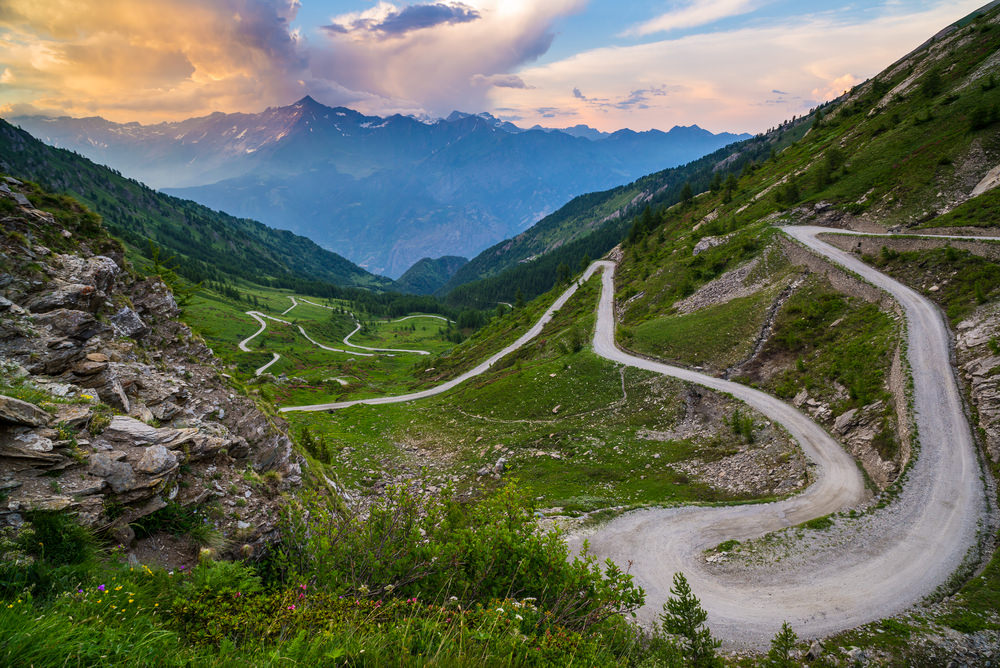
626,0,761,37
493,0,986,132
571,84,675,110
325,3,481,38
471,73,532,89
0,0,577,121
0,0,310,122
812,73,860,102
314,0,584,115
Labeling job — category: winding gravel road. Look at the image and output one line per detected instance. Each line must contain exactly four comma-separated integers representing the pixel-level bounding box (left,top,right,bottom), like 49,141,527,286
279,226,989,648
576,226,986,646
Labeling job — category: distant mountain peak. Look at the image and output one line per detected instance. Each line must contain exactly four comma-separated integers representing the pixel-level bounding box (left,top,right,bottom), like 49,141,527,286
294,95,323,108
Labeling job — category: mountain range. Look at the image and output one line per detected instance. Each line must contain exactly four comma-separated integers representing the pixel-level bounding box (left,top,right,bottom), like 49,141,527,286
12,99,749,277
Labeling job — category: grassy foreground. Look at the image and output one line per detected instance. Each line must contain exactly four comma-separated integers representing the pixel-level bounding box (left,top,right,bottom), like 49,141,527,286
0,486,721,667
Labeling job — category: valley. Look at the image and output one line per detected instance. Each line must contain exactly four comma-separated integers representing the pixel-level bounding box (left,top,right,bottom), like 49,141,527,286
3,2,1000,665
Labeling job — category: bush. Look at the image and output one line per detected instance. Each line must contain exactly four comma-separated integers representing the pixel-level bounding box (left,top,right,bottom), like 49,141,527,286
0,512,97,598
272,483,644,631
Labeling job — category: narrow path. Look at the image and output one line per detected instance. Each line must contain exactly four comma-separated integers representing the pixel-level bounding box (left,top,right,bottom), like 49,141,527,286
342,322,431,355
281,296,298,315
296,296,438,355
279,269,594,412
237,308,373,377
393,314,454,323
278,227,989,650
255,352,280,376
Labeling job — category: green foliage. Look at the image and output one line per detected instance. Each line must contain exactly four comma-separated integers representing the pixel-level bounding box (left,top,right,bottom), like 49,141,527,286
870,246,1000,324
727,409,755,443
765,621,800,667
658,572,721,667
145,242,202,306
968,103,999,131
0,513,97,599
801,515,834,531
766,283,895,410
131,502,224,550
924,187,1000,229
274,483,644,631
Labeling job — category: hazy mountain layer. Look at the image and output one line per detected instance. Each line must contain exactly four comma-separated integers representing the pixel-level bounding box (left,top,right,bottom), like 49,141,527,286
13,99,749,276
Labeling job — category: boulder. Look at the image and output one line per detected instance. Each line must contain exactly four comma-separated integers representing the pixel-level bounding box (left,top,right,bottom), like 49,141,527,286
0,395,51,427
833,408,858,435
89,452,136,493
32,309,108,341
136,444,178,475
10,429,54,452
73,357,109,376
110,307,148,338
24,283,97,313
101,416,176,446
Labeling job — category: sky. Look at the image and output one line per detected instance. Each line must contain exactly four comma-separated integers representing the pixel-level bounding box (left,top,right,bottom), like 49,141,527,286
0,0,989,133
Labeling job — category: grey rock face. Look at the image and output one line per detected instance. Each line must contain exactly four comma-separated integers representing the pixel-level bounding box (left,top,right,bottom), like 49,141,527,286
110,307,148,338
32,309,108,341
0,395,51,427
89,453,136,493
136,444,178,475
25,283,97,313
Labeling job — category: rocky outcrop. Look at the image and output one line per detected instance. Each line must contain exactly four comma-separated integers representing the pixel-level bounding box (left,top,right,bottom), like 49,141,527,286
955,304,1000,463
0,177,300,557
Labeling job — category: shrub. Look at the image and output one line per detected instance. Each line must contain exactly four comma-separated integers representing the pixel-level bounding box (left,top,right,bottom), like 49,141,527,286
272,483,644,632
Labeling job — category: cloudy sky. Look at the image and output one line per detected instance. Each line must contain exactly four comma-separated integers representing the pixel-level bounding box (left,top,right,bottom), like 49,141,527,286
0,0,987,133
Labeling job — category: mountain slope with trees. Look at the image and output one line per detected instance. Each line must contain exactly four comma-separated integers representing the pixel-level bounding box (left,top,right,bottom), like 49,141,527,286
0,119,393,292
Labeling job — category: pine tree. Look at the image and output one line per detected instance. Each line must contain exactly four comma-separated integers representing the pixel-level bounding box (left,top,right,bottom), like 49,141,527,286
680,181,694,204
659,572,721,667
764,621,799,667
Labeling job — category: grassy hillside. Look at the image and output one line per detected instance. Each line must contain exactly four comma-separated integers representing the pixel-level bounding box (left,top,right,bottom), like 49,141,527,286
0,119,393,291
396,255,468,295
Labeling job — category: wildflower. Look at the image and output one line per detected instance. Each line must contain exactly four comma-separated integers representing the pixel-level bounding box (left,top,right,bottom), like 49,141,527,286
154,604,159,607
97,599,102,603
128,599,133,604
77,589,83,594
515,614,523,621
97,585,105,592
115,586,122,591
497,608,505,613
287,605,296,610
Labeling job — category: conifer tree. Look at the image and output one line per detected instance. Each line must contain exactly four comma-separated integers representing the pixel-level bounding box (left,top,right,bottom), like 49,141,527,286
765,621,799,667
659,572,721,667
